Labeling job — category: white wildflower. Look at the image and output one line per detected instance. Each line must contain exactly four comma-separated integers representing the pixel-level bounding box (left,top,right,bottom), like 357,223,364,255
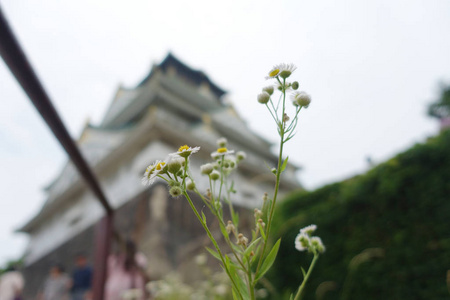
170,145,200,158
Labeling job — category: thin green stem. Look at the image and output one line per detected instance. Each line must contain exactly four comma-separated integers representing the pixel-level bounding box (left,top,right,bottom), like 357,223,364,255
247,258,255,300
182,158,188,188
192,188,247,271
182,191,244,300
265,102,278,124
294,254,319,300
218,156,225,203
255,79,287,277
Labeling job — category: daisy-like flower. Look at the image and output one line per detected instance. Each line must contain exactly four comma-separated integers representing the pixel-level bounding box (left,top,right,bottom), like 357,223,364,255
300,224,317,236
211,147,234,159
142,160,166,186
170,145,200,158
295,232,311,252
266,63,297,80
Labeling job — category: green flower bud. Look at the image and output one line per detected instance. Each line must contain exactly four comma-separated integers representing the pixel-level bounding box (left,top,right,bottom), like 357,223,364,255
262,86,274,95
186,180,196,191
292,81,299,90
236,151,246,162
169,186,182,198
201,163,214,175
217,137,227,148
292,91,311,108
210,170,220,181
279,70,292,79
168,159,182,174
257,92,270,104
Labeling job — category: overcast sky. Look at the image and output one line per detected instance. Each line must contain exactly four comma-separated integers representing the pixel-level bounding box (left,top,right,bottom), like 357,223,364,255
1,0,449,265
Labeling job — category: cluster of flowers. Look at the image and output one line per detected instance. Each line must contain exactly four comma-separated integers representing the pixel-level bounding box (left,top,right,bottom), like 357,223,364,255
295,225,325,254
257,63,311,108
141,139,246,199
141,145,200,196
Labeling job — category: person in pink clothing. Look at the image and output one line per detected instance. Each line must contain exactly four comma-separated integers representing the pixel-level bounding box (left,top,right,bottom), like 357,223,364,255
105,240,149,300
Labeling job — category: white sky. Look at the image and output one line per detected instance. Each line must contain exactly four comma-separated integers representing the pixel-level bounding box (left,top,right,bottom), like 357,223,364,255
1,0,449,265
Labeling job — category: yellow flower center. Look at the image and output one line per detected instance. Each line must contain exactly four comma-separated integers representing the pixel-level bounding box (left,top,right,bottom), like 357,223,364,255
178,145,190,152
269,69,280,77
217,147,228,153
156,162,166,170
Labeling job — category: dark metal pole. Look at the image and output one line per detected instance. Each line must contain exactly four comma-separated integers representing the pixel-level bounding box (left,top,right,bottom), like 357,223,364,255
92,215,113,300
0,6,113,300
0,6,113,215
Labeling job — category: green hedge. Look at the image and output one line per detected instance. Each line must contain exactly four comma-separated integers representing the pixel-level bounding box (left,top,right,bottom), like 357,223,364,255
270,130,450,299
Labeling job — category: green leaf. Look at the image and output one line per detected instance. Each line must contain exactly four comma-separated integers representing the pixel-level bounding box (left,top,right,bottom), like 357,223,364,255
280,156,289,172
244,237,261,259
227,257,249,299
259,223,267,241
251,244,261,264
232,288,240,300
205,247,222,261
232,211,239,227
255,238,281,282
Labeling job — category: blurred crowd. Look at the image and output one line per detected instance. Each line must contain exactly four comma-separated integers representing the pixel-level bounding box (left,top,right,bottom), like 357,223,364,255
0,240,150,300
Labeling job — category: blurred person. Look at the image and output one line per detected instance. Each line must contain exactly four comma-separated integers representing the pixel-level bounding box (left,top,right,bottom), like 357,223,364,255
0,265,24,300
105,239,149,300
70,253,92,300
38,264,71,300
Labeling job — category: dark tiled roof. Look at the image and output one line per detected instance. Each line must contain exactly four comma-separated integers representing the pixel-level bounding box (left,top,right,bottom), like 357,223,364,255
138,53,226,98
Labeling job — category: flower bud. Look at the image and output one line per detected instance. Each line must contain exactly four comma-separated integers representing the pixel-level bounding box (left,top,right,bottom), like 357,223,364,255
200,163,214,175
236,151,246,162
292,91,311,108
292,81,299,90
258,219,265,228
262,85,274,95
217,137,227,147
210,170,220,181
169,186,182,198
237,233,248,247
226,220,235,234
254,208,262,219
279,70,292,79
311,236,326,254
186,180,196,190
167,159,182,174
271,168,277,174
257,92,270,104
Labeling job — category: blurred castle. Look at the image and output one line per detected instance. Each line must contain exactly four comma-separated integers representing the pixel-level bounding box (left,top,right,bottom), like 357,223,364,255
18,53,301,297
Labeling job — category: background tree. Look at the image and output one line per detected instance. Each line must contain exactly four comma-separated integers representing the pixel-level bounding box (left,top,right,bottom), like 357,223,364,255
428,84,450,120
